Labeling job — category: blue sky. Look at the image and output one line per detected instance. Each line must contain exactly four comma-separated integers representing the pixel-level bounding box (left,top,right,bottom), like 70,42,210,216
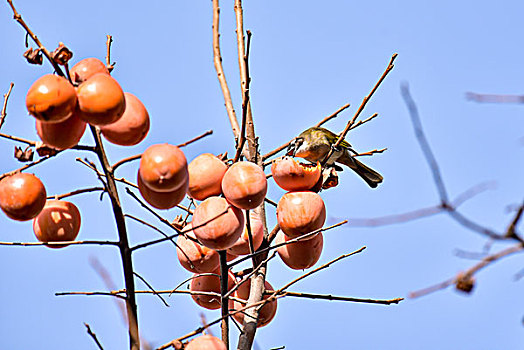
1,1,523,349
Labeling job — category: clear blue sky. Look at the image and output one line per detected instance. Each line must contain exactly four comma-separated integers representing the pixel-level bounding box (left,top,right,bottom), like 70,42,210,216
1,1,523,349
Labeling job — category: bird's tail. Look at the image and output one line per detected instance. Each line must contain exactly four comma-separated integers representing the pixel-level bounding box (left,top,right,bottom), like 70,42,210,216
338,153,383,188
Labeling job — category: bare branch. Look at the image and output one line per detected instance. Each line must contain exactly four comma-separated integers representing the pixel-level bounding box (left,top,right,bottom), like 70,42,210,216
106,35,115,72
134,272,169,307
0,83,14,130
212,0,240,138
276,291,403,305
84,323,105,350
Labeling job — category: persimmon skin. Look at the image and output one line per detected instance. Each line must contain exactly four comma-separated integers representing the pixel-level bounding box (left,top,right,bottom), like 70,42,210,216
188,153,227,201
221,161,267,210
0,173,46,221
36,112,86,150
76,73,126,125
100,92,150,146
70,58,110,84
137,171,187,210
276,191,326,239
230,280,277,328
271,156,321,191
33,200,81,248
176,224,220,273
139,143,188,193
192,196,244,250
186,335,227,350
190,269,235,310
275,231,323,270
227,210,264,256
26,74,77,123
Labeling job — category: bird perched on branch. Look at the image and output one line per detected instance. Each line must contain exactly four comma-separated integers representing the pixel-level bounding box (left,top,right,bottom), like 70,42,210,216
286,127,383,188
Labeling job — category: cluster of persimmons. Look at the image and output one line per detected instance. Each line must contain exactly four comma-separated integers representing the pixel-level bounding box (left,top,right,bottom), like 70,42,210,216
0,56,329,348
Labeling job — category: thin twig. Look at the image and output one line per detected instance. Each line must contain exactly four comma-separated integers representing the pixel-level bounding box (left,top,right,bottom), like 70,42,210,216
48,186,105,200
134,272,169,307
219,251,230,349
112,130,213,172
275,291,403,305
106,35,115,72
212,0,240,138
0,240,118,247
7,0,64,76
84,323,105,350
409,243,524,298
0,83,14,130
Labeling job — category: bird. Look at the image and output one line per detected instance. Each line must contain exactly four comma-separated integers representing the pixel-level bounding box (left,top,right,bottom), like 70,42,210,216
286,127,383,188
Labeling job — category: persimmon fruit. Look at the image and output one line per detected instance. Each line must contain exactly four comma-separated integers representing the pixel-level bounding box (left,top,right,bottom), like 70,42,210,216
36,112,86,150
176,224,220,273
0,173,46,221
185,335,227,350
275,230,324,269
277,191,326,239
190,269,234,310
139,143,188,193
227,210,264,256
33,200,81,248
100,92,150,146
137,171,187,210
271,156,321,191
76,73,126,125
221,161,267,210
188,153,227,201
192,196,244,250
26,74,77,123
70,58,110,84
230,279,277,328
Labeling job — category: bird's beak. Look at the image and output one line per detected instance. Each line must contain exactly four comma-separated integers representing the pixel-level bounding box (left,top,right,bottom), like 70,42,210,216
286,140,297,156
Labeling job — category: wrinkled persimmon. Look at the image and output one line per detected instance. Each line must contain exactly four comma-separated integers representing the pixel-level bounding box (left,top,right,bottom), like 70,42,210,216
230,279,277,328
275,230,323,269
76,73,126,125
277,191,326,239
192,196,244,250
271,156,321,191
26,74,77,123
176,224,220,273
70,58,110,84
0,173,46,221
221,161,267,210
137,171,187,210
188,153,227,201
185,335,227,350
33,200,81,248
100,92,150,146
139,143,188,193
36,112,86,150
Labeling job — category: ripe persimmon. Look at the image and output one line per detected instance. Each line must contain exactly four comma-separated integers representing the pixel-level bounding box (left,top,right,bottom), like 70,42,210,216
0,173,46,221
275,230,323,269
33,200,81,248
26,74,77,123
230,279,277,328
139,143,188,193
185,335,227,350
76,73,126,125
227,210,264,256
70,58,110,84
188,153,227,201
100,92,150,146
192,196,244,250
276,191,326,239
190,269,234,310
137,171,187,210
36,112,86,150
271,156,321,191
221,161,267,210
176,224,220,273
